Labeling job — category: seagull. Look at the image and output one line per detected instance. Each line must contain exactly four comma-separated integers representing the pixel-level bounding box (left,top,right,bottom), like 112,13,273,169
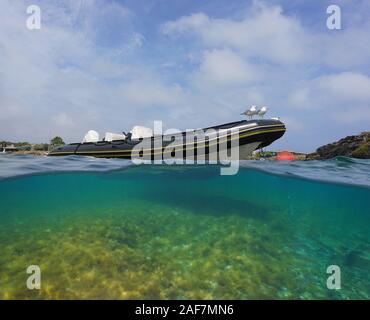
241,105,257,120
257,106,267,118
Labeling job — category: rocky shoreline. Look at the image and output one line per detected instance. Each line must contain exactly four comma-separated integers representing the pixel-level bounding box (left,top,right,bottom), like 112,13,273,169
307,132,370,160
12,150,48,156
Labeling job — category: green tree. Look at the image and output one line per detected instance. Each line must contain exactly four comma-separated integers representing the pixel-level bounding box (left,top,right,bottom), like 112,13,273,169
33,143,49,151
14,142,32,150
0,141,11,147
50,136,65,147
351,142,370,159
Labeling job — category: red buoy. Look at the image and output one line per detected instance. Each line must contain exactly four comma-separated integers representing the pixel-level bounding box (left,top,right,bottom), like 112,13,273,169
276,151,295,161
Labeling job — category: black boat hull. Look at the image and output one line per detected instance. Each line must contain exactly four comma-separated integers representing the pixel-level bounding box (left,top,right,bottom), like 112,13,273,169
48,119,285,160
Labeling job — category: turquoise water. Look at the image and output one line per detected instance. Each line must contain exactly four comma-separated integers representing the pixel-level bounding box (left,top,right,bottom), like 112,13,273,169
0,155,369,299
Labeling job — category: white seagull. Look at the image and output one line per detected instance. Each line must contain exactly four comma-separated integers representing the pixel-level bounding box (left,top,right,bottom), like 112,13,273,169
257,106,267,118
241,105,257,119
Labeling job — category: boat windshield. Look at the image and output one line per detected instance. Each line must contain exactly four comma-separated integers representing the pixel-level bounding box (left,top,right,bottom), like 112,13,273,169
204,120,246,130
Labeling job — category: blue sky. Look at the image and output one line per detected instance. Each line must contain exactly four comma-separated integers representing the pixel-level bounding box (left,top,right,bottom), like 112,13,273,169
0,0,370,152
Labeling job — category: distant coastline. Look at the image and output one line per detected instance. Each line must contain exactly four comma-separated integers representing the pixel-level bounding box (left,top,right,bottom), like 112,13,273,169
1,132,369,160
0,136,64,156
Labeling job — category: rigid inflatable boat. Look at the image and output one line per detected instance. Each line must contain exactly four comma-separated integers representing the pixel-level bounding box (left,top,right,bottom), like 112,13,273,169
48,117,286,160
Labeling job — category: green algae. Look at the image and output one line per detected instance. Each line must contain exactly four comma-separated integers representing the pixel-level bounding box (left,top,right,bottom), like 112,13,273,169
0,166,369,300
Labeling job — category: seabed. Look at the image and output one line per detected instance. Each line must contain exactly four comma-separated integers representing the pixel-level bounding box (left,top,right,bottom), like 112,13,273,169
0,166,369,299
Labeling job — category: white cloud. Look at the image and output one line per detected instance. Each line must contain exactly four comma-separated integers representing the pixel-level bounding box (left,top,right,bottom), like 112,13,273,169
161,12,209,34
287,72,370,110
280,116,305,131
116,79,185,107
194,49,261,87
317,72,370,103
317,28,370,69
288,88,310,108
285,72,370,130
162,4,309,65
51,113,75,129
162,2,370,70
333,107,370,125
0,0,185,142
